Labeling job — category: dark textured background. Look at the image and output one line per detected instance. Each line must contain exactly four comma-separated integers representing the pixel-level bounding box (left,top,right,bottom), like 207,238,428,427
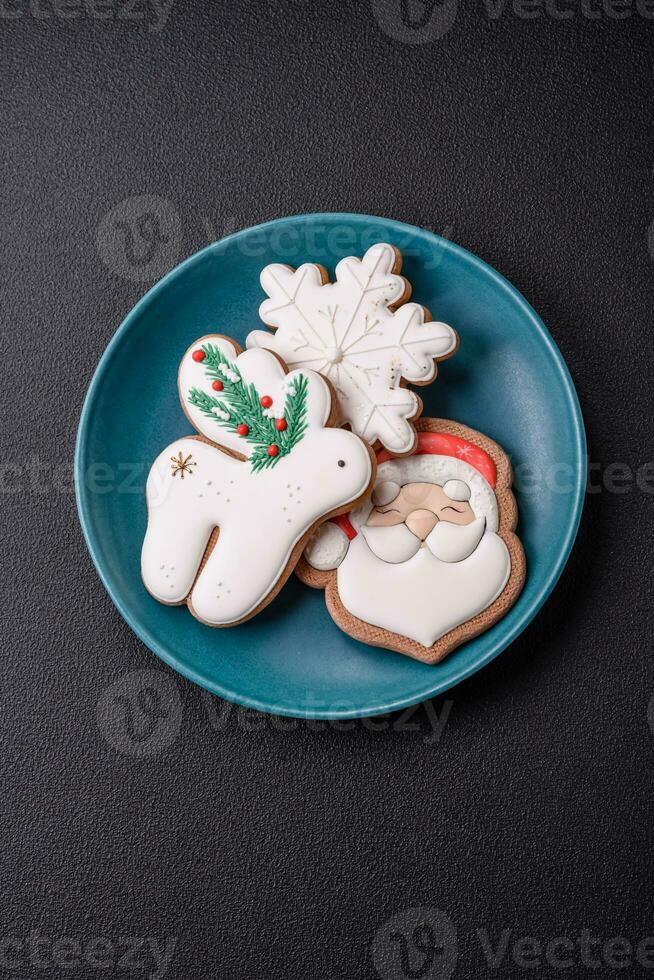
2,1,654,978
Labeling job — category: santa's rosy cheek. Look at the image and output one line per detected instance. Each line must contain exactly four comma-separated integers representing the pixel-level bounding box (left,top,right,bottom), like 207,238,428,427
438,504,475,526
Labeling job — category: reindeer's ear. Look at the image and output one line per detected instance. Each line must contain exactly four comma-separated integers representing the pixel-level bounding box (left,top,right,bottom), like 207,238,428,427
233,347,286,392
178,336,250,451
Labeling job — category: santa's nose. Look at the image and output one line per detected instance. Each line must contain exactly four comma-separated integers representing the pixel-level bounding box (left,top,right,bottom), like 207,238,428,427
405,509,438,540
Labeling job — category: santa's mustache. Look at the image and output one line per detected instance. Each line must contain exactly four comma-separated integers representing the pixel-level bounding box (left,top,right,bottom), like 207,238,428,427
361,516,487,565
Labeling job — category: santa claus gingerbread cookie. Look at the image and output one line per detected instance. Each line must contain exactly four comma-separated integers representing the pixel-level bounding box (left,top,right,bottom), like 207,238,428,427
246,242,458,456
298,419,526,664
141,335,375,626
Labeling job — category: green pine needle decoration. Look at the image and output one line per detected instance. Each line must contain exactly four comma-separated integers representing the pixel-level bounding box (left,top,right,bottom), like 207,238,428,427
187,343,308,472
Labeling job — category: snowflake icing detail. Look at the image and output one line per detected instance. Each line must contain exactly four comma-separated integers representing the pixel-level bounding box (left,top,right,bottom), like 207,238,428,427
170,451,197,478
246,243,457,454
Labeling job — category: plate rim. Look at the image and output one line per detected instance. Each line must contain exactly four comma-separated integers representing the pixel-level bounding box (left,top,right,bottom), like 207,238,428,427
75,212,586,719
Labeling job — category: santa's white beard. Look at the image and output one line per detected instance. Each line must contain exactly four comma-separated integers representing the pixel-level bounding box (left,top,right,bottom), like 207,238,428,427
337,530,511,648
361,517,487,564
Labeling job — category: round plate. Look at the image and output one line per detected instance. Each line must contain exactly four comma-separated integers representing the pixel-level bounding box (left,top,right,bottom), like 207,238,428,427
76,213,585,719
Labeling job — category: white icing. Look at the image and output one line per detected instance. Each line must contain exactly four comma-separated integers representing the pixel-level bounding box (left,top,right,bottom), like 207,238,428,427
372,480,401,506
360,523,422,564
143,344,372,625
349,454,499,534
442,478,471,502
246,243,457,454
218,364,240,382
303,522,349,571
337,531,511,648
425,516,486,563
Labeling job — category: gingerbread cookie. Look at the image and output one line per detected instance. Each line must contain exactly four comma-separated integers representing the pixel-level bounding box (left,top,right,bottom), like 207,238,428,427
141,335,376,626
246,242,458,456
298,419,526,664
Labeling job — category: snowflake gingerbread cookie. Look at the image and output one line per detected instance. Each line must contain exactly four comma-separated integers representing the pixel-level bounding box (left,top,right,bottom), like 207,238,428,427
141,335,375,626
246,242,458,456
298,419,526,664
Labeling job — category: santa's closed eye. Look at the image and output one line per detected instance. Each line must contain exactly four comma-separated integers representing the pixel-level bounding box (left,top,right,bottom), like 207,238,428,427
440,505,464,514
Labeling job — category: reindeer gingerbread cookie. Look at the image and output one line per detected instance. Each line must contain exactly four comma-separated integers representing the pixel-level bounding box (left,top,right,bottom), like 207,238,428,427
298,419,526,664
141,336,375,626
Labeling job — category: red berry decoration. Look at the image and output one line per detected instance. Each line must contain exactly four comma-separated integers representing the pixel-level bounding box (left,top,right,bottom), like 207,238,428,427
192,349,205,362
275,418,287,432
212,380,224,391
236,424,250,437
267,444,280,457
260,395,273,408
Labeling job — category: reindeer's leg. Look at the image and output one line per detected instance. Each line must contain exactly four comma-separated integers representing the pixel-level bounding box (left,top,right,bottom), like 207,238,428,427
141,441,217,604
189,522,290,625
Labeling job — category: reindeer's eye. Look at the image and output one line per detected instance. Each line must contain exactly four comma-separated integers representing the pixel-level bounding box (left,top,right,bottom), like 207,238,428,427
337,460,346,467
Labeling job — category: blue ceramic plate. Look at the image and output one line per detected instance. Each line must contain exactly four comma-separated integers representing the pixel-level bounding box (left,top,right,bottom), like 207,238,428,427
76,213,585,718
